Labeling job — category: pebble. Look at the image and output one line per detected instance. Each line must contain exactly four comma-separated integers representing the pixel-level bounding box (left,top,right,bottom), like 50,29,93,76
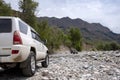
0,51,120,80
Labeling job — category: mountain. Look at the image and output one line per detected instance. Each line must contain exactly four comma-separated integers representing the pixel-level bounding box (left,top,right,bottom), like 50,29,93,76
38,17,120,43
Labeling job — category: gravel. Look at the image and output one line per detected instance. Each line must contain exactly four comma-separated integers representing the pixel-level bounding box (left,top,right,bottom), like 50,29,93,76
0,51,120,80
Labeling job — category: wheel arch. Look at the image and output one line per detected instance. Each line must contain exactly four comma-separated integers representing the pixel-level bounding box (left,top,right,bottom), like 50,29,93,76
30,47,36,55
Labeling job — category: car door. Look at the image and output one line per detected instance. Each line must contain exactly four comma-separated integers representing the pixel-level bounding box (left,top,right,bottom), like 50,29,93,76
35,34,46,60
31,31,45,60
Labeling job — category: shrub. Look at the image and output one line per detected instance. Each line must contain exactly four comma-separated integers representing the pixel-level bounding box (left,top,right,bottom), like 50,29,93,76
96,42,120,51
68,28,82,51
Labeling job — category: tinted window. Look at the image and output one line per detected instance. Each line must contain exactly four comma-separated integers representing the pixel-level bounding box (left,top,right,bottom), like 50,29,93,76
31,30,41,42
31,31,36,39
0,19,12,33
19,21,28,34
36,34,41,41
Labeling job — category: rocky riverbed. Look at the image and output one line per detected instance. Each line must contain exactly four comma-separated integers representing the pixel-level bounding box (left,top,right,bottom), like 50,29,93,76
0,51,120,80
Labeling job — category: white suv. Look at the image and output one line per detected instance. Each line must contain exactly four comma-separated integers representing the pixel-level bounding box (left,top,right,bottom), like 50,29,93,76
0,16,49,76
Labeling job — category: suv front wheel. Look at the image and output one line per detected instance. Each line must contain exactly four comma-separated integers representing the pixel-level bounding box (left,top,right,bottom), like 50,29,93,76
21,51,36,77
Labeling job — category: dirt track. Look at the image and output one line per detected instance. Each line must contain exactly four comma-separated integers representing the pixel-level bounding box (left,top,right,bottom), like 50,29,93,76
0,51,120,80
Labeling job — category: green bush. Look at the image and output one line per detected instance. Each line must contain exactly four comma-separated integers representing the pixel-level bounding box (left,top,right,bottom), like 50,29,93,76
68,28,82,51
96,42,120,51
35,21,67,53
35,21,83,52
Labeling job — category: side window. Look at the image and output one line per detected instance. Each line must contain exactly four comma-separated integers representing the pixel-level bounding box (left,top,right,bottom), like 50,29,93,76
19,21,28,34
31,30,41,42
31,31,36,39
36,34,41,42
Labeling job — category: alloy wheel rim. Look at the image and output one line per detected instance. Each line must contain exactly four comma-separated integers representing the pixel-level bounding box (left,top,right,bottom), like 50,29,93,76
46,56,49,65
31,56,36,72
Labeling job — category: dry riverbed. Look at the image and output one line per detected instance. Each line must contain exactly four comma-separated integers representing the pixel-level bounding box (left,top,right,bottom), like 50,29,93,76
0,51,120,80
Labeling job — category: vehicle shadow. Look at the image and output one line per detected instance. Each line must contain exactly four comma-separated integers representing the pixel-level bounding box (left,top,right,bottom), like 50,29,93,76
0,65,42,80
0,67,24,80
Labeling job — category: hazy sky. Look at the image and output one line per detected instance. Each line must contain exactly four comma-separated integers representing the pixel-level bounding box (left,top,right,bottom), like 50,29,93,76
4,0,120,33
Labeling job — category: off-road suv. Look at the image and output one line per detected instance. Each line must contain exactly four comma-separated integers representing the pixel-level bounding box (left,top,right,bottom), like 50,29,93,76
0,16,49,76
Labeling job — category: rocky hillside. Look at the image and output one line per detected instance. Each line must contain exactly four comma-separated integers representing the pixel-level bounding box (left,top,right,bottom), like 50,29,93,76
0,51,120,80
38,17,120,43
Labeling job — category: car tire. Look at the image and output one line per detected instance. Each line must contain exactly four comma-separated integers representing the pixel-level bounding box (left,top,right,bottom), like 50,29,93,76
41,55,49,68
21,51,36,77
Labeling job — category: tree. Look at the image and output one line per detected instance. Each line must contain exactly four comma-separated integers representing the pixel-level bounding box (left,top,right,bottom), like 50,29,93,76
69,28,82,51
36,21,62,52
19,0,38,28
0,0,12,16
